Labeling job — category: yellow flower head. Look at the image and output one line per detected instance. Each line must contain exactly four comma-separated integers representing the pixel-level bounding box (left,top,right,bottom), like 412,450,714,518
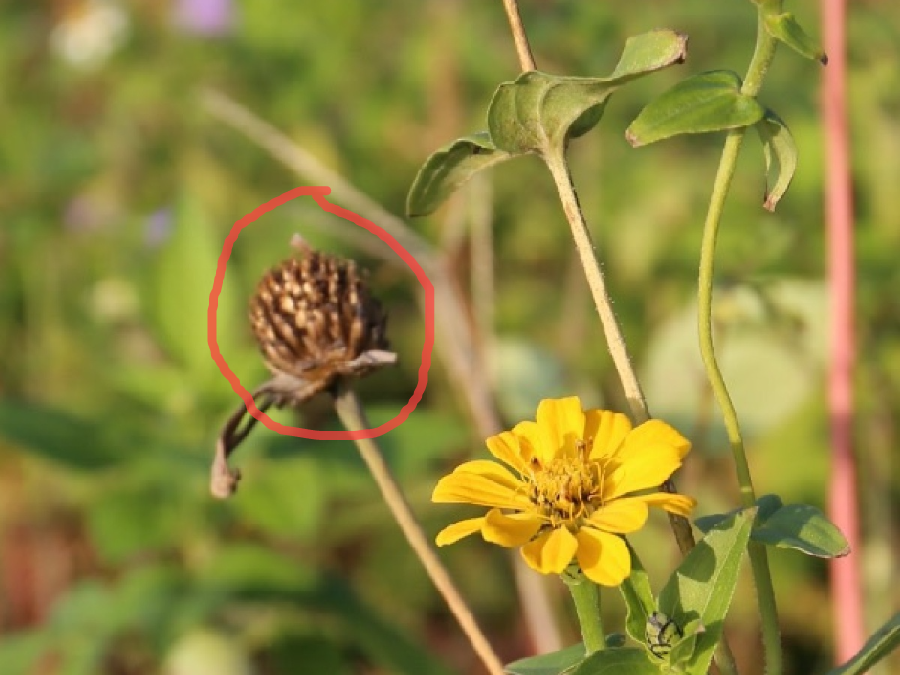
432,397,696,586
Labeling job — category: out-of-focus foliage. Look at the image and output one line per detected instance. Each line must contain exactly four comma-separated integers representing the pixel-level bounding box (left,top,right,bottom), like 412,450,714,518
0,1,897,674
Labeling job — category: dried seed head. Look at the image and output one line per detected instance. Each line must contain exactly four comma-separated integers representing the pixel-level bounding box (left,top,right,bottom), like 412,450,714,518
249,243,392,404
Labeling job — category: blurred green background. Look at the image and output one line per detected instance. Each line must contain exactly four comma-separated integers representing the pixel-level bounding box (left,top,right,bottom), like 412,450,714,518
0,1,897,673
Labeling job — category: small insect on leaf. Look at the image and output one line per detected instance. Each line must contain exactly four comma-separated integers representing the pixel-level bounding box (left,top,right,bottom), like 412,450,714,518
646,611,683,659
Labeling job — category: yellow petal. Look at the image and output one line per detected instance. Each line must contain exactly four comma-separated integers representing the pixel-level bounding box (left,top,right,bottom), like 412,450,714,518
603,446,683,500
586,498,649,534
482,508,542,547
432,472,530,509
628,492,697,517
436,517,485,546
615,420,691,461
521,526,578,575
575,528,631,587
485,431,529,474
452,459,522,491
535,397,585,460
584,409,632,460
512,420,546,466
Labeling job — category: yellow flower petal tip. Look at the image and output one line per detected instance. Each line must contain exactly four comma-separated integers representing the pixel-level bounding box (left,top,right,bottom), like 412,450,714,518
432,397,695,586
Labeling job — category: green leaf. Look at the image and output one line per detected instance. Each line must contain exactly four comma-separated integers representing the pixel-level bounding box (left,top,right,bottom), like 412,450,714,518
757,110,797,211
608,30,689,81
695,495,849,558
0,401,121,470
753,503,850,558
569,648,663,675
764,12,827,64
694,494,783,532
405,133,513,217
505,644,586,675
668,618,703,667
825,611,900,675
488,30,688,155
201,542,318,594
658,508,755,675
620,544,655,643
150,191,241,381
625,71,766,147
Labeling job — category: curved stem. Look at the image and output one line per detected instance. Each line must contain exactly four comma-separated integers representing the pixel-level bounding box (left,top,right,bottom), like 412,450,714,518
334,385,506,675
695,12,783,675
563,571,605,654
697,130,757,506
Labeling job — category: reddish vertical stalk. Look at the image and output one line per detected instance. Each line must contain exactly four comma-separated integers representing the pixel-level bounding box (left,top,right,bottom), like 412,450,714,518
822,0,864,663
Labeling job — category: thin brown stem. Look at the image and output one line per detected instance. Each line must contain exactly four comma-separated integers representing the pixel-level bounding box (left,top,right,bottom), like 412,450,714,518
334,385,506,675
202,85,564,654
500,0,536,71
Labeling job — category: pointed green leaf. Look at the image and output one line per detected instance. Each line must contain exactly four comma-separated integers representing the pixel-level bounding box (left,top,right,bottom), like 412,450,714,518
764,13,827,64
569,648,662,675
488,30,688,155
609,30,689,81
753,503,850,558
757,110,797,211
505,644,586,675
625,71,766,147
825,611,900,675
405,132,513,217
620,545,655,643
696,496,849,558
658,508,755,675
694,494,782,533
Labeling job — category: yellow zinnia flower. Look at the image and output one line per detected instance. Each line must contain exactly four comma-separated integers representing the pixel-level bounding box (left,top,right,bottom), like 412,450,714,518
432,396,696,586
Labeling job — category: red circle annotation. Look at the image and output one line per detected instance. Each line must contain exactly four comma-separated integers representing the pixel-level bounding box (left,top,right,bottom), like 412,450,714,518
207,186,433,440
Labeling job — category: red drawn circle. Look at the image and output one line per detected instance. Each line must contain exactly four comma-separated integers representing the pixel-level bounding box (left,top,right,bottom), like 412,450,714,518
207,186,433,440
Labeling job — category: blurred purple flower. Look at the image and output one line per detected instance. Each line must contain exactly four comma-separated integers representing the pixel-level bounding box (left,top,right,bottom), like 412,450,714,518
173,0,234,37
145,208,173,248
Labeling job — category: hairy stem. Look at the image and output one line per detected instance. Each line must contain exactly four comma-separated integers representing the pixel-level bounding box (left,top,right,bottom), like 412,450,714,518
500,0,536,71
334,385,506,675
545,148,739,675
543,150,697,553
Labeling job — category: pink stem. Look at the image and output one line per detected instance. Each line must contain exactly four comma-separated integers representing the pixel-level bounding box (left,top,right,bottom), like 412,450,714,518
822,0,864,663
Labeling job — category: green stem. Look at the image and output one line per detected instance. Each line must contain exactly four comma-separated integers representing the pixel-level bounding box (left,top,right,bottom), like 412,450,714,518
563,570,606,654
696,10,782,675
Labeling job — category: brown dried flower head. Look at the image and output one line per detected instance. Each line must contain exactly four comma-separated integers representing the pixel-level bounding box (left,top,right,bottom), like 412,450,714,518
248,237,395,405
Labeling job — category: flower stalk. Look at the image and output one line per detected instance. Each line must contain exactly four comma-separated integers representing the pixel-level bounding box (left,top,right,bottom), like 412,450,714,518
562,569,605,654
